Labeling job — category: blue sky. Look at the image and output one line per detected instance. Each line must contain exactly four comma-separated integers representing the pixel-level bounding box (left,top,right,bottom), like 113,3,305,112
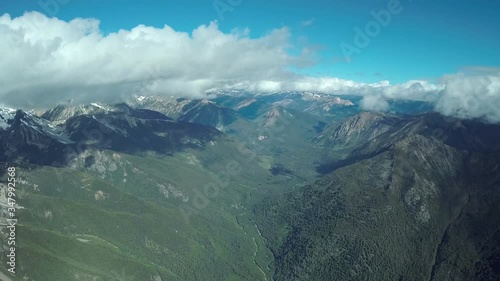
2,0,499,83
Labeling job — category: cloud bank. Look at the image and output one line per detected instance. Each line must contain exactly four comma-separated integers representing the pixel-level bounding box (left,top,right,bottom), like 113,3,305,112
0,12,297,105
1,12,499,122
435,72,500,122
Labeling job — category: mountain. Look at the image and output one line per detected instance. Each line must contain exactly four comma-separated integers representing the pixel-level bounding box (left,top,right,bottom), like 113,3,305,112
254,112,500,281
129,96,243,132
214,91,435,121
2,105,222,166
176,99,240,131
316,112,500,174
1,103,278,281
256,91,356,117
214,91,358,121
65,111,221,155
130,95,328,182
41,102,172,124
0,109,72,165
2,95,500,281
41,97,329,182
232,104,328,183
253,104,327,150
315,112,400,147
0,107,17,132
41,103,115,124
128,95,193,119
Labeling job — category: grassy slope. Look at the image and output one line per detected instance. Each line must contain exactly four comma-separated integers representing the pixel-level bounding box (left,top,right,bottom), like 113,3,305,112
0,140,281,281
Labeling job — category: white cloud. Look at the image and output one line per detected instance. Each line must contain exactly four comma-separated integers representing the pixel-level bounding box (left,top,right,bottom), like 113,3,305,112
1,11,429,107
352,74,500,121
0,12,299,106
360,95,389,111
216,77,442,103
1,12,499,123
435,72,500,123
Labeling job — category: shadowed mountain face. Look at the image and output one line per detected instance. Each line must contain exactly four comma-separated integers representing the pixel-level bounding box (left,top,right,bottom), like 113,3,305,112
1,105,221,166
255,112,500,281
128,96,242,132
0,110,72,165
176,100,240,131
65,112,221,154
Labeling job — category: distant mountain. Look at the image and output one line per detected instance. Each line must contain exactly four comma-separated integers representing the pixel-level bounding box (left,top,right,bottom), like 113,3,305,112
42,102,172,124
0,107,16,131
214,91,435,120
254,104,325,137
2,105,222,166
315,112,400,147
128,94,340,182
257,91,355,115
41,103,115,124
129,94,330,182
127,95,192,119
129,96,242,132
65,111,221,155
214,91,358,121
0,109,72,165
176,99,240,131
222,97,271,120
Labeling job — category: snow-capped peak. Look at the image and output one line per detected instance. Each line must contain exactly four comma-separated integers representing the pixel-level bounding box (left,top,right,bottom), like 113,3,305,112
0,106,17,130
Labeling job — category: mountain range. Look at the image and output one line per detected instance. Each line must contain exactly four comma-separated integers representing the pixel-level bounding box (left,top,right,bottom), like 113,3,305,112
1,91,499,281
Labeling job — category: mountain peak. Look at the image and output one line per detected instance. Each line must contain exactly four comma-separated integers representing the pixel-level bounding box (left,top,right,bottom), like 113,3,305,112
319,112,398,145
0,106,17,130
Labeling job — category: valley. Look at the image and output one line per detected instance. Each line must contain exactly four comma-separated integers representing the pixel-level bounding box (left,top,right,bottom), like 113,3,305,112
1,2,499,280
0,91,499,281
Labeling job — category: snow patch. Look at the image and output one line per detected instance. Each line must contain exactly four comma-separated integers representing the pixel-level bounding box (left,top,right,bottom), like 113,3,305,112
0,107,16,130
91,103,108,110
